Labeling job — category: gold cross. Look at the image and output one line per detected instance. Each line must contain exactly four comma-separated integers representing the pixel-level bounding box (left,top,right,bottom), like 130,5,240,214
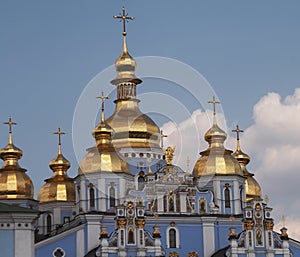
3,117,17,133
208,96,220,115
96,91,109,108
53,127,65,146
232,124,244,141
114,7,135,36
96,91,109,122
160,130,168,148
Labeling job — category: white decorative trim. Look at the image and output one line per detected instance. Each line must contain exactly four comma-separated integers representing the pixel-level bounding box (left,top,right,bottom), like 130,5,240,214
166,226,180,248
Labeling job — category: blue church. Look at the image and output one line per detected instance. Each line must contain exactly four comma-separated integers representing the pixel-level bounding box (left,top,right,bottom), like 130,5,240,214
0,7,299,257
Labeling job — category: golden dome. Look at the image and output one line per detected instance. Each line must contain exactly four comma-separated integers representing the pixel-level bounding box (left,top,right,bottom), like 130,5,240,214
111,37,142,86
107,24,160,149
106,100,160,149
245,175,262,202
193,107,243,177
232,125,262,201
38,128,75,203
79,96,130,174
0,118,34,199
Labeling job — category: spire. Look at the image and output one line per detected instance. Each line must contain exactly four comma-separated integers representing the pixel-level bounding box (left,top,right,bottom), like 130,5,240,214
49,128,70,173
232,124,250,168
232,124,262,201
0,117,34,200
38,128,75,203
204,96,227,148
93,91,114,150
96,91,109,124
3,117,16,145
53,127,65,155
208,96,220,125
0,117,23,167
193,97,244,178
111,7,142,95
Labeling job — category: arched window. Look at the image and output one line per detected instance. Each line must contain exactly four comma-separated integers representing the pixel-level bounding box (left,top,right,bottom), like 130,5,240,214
109,187,116,208
199,198,206,214
89,187,95,209
240,186,243,210
168,191,175,212
138,176,145,191
128,227,135,244
46,214,52,234
169,228,176,248
225,188,231,208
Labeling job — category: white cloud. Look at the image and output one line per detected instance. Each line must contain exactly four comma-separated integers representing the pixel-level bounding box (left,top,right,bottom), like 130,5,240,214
161,108,228,171
161,88,300,241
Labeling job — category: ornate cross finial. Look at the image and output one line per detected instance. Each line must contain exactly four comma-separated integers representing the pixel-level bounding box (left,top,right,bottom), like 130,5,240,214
113,7,135,36
208,96,220,116
232,124,244,141
4,117,17,134
4,117,17,144
160,130,168,148
54,128,65,146
54,128,65,155
96,91,109,122
232,124,244,151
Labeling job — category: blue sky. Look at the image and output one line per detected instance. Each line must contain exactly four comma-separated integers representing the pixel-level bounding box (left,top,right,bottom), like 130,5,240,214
0,0,300,237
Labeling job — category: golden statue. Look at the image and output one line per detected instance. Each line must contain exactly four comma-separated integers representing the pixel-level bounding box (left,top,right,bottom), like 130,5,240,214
165,146,175,165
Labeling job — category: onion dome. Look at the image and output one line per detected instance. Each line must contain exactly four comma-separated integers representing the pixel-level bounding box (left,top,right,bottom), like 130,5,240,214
0,117,34,199
232,125,262,202
78,92,129,174
38,128,75,203
106,7,160,149
193,97,243,177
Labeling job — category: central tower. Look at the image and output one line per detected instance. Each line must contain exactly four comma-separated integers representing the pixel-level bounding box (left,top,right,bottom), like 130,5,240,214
106,7,161,152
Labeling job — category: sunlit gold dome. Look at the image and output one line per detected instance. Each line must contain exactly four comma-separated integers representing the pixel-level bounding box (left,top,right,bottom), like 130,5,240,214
79,95,130,174
38,128,75,203
232,125,262,201
106,100,160,149
0,118,34,199
111,37,142,86
193,101,243,178
107,17,161,149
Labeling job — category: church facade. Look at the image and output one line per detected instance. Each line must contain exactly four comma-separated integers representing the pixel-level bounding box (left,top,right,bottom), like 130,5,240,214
0,7,300,257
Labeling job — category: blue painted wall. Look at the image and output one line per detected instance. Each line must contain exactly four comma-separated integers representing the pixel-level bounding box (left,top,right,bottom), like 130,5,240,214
35,231,77,257
0,230,14,257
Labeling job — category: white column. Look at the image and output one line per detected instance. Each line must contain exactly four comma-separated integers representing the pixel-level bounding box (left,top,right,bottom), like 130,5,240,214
157,194,164,212
76,228,85,257
201,217,217,257
214,180,221,212
233,180,240,214
282,240,290,257
15,228,35,257
99,178,106,212
53,207,61,225
80,179,86,212
179,192,187,213
119,178,126,199
86,214,100,252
